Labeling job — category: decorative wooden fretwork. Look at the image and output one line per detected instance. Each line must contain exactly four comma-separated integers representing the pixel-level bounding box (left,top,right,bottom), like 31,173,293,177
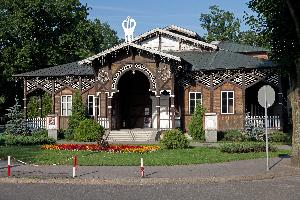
26,76,95,95
111,64,156,90
178,68,280,89
27,78,53,94
97,70,109,84
158,65,171,82
82,78,95,91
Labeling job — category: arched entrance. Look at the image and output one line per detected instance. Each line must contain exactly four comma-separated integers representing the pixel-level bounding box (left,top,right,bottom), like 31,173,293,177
116,70,152,129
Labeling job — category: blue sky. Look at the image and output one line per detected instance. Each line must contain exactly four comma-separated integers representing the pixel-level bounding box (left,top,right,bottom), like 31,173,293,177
80,0,254,39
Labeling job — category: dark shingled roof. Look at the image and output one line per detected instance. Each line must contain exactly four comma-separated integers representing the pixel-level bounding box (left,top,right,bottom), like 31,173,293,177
170,50,276,71
13,62,93,77
213,41,268,53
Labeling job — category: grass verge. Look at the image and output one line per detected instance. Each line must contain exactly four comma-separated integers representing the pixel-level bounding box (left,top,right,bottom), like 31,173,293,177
0,145,290,166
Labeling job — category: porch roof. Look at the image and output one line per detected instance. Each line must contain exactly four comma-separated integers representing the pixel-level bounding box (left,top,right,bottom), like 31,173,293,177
169,50,277,71
13,62,93,77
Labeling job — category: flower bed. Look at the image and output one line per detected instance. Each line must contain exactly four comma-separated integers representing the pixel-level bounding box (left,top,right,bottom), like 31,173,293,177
41,144,160,153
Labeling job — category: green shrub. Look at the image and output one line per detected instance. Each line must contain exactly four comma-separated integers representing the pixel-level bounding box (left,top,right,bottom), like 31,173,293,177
68,90,86,131
31,128,48,137
64,129,74,140
188,103,205,140
269,131,288,143
160,129,189,149
0,134,55,146
57,129,66,140
223,130,245,142
220,142,277,153
74,119,104,142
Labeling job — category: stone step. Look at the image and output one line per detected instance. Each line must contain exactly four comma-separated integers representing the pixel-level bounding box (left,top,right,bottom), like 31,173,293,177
105,129,156,142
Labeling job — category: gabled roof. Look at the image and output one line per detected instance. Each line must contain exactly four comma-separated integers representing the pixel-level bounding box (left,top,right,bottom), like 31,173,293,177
163,25,201,39
132,28,218,50
13,62,93,77
79,42,181,65
212,41,268,53
169,50,276,70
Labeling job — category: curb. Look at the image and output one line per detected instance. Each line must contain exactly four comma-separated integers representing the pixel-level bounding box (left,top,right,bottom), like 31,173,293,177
1,171,300,185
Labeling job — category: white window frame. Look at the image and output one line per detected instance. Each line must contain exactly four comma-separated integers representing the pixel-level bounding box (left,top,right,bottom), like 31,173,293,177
87,95,100,116
61,95,72,116
221,91,235,114
189,92,202,114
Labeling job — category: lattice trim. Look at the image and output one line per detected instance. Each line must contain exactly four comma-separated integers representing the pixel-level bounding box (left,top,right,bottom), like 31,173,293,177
111,64,156,90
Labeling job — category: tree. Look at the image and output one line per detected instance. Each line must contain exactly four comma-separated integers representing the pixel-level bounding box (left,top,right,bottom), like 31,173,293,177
68,90,86,131
0,0,119,116
199,5,268,47
200,5,241,42
188,103,205,140
247,0,300,167
5,98,28,135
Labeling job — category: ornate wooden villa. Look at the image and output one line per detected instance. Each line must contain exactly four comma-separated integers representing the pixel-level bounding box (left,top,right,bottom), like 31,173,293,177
14,23,285,141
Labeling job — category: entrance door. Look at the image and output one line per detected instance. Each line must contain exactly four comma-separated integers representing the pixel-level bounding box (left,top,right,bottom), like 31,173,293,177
117,70,152,129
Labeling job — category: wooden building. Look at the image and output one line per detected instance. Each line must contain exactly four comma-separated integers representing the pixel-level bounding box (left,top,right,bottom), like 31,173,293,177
14,25,284,140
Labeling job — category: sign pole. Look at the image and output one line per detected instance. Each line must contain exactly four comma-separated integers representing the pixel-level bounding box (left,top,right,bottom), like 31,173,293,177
264,87,269,171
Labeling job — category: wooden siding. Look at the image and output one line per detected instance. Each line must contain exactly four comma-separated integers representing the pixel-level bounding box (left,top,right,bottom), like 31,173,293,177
183,82,244,131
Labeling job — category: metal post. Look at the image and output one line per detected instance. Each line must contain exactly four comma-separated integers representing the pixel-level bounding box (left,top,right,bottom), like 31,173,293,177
264,87,269,171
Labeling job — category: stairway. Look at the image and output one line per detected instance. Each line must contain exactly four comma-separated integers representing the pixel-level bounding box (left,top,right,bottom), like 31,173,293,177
106,129,157,142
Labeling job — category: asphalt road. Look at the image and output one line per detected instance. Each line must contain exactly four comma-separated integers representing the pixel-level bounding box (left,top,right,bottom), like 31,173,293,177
1,176,300,200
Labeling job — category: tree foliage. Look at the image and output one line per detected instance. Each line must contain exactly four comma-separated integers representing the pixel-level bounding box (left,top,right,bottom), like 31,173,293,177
188,103,205,140
68,90,86,131
247,0,300,66
0,0,119,115
200,5,241,42
5,98,28,135
27,93,52,118
199,5,268,47
247,0,300,166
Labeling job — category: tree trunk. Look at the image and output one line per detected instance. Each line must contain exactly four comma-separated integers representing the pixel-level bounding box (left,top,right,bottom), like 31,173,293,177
290,58,300,167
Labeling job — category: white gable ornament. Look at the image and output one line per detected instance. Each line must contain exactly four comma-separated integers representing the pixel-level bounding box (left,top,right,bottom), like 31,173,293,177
122,16,136,42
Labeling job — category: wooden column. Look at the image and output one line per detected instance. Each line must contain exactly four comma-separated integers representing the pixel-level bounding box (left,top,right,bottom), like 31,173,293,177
51,80,55,114
158,34,162,51
94,93,99,122
79,76,82,92
107,62,113,130
170,94,175,129
39,94,42,117
242,71,246,129
23,79,27,119
170,73,175,129
209,74,214,112
108,95,112,131
156,95,160,130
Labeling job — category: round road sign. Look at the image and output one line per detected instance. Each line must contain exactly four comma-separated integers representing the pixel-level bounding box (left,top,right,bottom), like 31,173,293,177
258,85,275,108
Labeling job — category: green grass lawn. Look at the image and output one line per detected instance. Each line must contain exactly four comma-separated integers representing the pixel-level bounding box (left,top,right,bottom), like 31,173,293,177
0,145,291,166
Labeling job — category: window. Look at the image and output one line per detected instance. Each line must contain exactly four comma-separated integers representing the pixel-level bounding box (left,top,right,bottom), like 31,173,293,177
221,91,234,114
87,95,99,116
61,95,72,116
189,92,202,114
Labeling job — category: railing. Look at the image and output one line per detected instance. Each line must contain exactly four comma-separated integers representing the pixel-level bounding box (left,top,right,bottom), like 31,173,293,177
26,118,46,129
246,115,281,130
97,117,110,129
160,117,181,130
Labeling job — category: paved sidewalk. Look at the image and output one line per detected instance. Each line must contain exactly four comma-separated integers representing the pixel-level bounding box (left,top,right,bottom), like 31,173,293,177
1,155,300,185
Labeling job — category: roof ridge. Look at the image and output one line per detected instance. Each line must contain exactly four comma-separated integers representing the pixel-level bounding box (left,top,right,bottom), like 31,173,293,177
132,28,218,50
79,42,181,65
